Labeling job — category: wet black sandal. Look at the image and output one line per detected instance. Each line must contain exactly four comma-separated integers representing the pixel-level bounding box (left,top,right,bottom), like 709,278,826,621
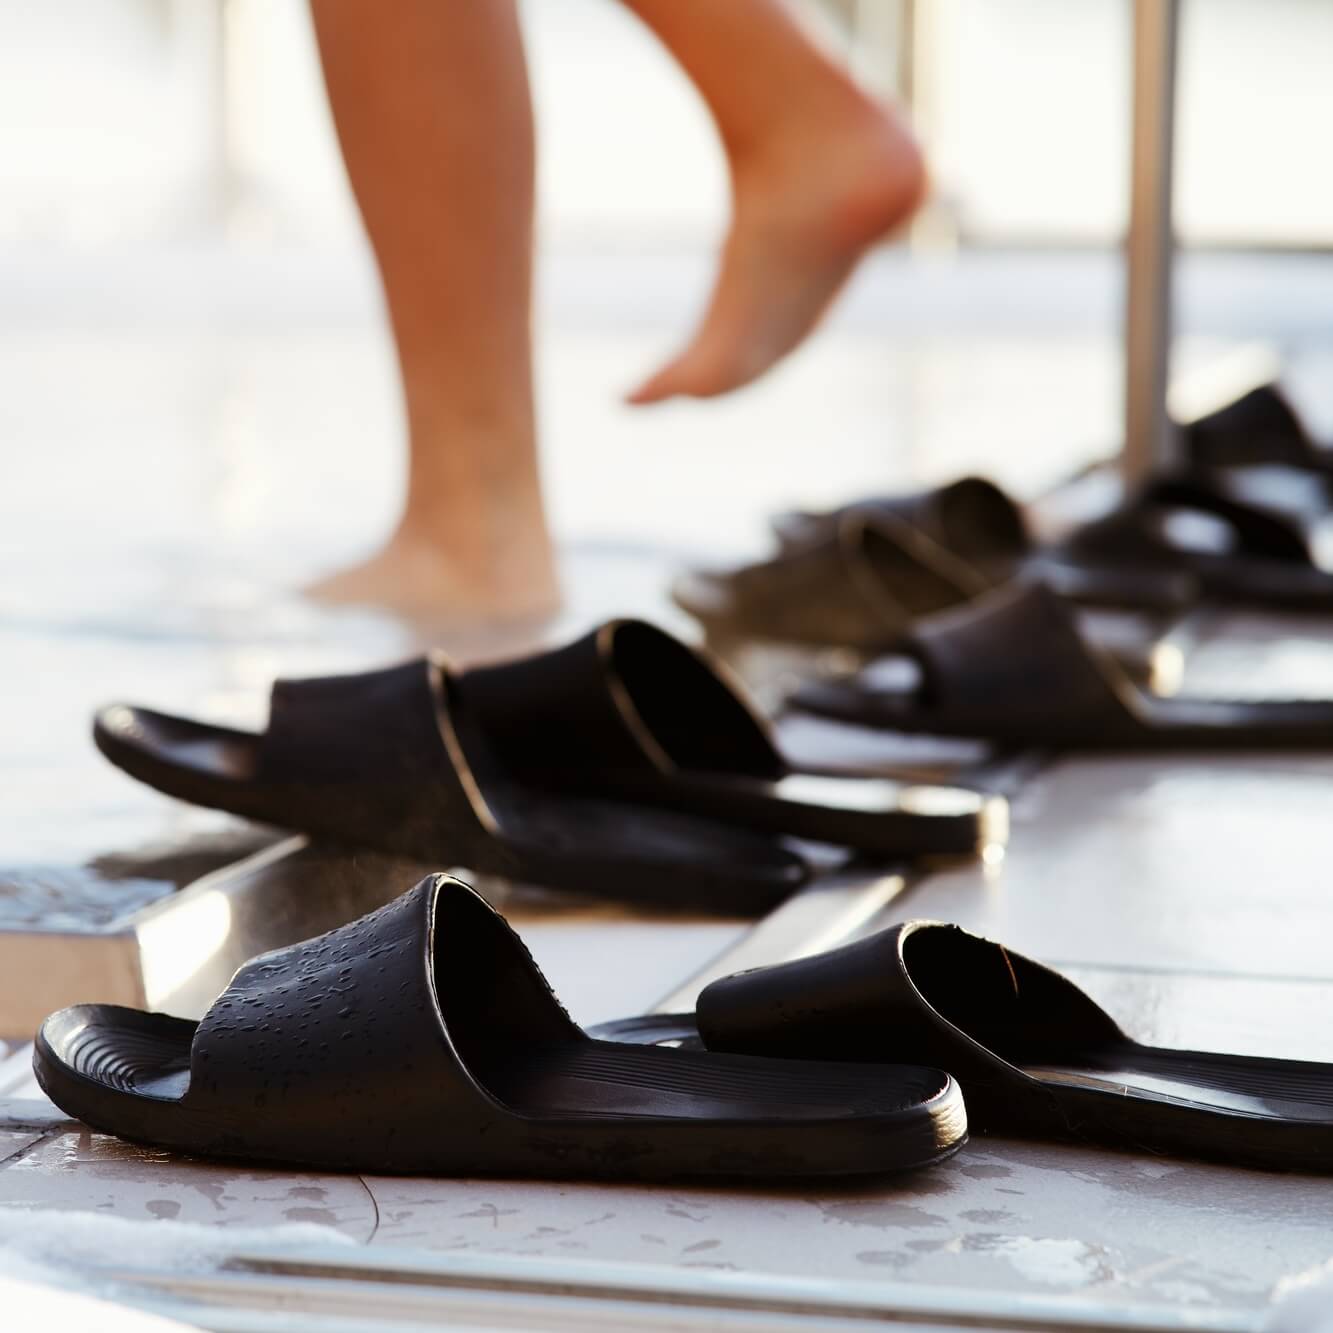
791,581,1333,750
458,619,1007,860
93,656,808,915
34,875,968,1180
597,920,1333,1173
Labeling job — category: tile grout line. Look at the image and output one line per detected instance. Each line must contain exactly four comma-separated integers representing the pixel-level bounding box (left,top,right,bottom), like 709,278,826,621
0,1126,61,1172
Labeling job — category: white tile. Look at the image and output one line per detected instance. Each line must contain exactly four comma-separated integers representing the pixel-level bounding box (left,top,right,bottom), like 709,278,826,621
884,755,1333,981
1063,968,1333,1063
0,1125,376,1238
3,1116,1324,1313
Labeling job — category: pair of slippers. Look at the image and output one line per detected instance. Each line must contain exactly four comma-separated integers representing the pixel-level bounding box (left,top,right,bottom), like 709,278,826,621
95,621,1005,917
757,383,1333,614
37,874,1333,1179
677,385,1333,749
677,475,1191,679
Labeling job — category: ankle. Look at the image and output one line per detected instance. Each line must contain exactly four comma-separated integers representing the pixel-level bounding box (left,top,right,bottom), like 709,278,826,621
392,514,560,607
396,498,552,553
831,114,926,245
730,97,925,248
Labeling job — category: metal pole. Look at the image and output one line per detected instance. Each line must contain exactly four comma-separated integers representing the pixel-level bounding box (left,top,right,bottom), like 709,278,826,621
1123,0,1181,481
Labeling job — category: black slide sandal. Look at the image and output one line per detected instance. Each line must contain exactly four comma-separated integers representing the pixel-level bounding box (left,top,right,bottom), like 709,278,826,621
1185,383,1333,482
596,920,1333,1172
459,619,1007,859
791,581,1333,750
771,476,1030,568
675,509,989,652
694,921,1333,1172
1050,473,1333,611
34,876,968,1180
93,657,808,915
772,476,1193,611
673,510,1171,686
774,389,1332,558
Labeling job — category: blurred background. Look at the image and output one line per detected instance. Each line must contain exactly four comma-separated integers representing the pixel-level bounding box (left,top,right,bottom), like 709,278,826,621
5,0,1332,590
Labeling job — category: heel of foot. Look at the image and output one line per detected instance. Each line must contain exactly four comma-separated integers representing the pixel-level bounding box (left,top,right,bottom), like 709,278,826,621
826,118,927,250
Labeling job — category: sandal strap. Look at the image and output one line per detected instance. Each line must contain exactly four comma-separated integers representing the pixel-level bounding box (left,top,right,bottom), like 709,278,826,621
261,657,444,782
734,523,926,636
900,583,1127,727
1067,476,1312,567
698,919,1124,1115
866,477,1030,566
790,477,1031,566
186,878,461,1127
1185,385,1315,471
185,877,577,1158
460,621,783,782
257,656,493,861
706,512,981,648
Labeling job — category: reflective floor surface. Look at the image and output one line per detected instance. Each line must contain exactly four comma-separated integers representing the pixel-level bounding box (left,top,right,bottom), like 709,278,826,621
4,248,1333,1329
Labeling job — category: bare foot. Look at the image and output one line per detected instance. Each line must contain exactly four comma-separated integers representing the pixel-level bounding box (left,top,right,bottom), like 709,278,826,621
307,520,561,624
628,99,925,404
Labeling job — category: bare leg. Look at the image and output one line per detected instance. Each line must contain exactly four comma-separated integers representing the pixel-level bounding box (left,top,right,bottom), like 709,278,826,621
307,0,558,621
621,0,925,404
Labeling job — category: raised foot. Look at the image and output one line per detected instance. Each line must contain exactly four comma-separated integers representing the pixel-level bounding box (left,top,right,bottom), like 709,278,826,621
628,102,926,405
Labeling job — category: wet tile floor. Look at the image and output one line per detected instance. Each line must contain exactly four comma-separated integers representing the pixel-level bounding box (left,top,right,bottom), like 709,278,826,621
5,271,1333,1327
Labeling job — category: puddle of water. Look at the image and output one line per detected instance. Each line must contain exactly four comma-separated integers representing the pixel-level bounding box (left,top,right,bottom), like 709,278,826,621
0,866,174,932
